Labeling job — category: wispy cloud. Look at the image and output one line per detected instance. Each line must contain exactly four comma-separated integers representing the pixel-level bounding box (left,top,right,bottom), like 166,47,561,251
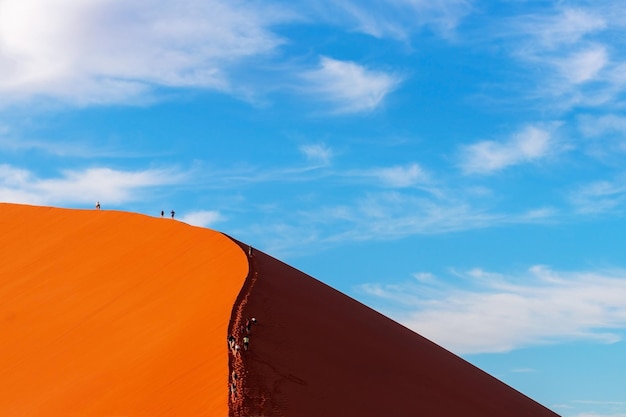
572,410,626,417
569,176,626,214
574,401,626,407
324,191,498,237
0,0,289,105
0,134,158,158
516,8,606,50
504,6,626,110
459,125,559,175
372,163,427,188
361,265,626,354
571,399,626,417
573,413,626,417
0,164,185,206
574,113,626,159
555,45,608,84
301,56,402,114
579,114,626,138
246,187,561,257
299,143,334,166
308,0,473,40
180,210,225,228
348,163,428,188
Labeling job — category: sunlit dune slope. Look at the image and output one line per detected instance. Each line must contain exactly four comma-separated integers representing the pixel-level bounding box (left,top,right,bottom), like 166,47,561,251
0,203,248,417
231,246,560,417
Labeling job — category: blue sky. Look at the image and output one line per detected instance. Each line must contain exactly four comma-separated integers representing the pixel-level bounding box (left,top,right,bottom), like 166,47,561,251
1,0,625,415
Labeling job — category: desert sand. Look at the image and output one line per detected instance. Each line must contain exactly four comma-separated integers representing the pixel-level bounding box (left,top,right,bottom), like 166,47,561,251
0,203,248,416
229,242,561,417
1,203,559,416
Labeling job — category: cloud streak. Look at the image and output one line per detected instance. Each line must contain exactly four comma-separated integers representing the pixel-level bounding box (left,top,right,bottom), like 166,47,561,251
301,56,402,113
299,143,334,166
346,163,429,188
555,45,608,84
569,176,626,214
361,265,626,354
371,163,427,188
308,0,473,40
243,185,560,257
459,125,559,175
0,164,185,206
517,7,606,50
503,5,626,111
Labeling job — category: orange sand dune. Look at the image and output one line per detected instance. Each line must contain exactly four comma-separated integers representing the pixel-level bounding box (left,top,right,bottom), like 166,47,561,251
0,203,248,417
231,245,561,417
1,203,559,417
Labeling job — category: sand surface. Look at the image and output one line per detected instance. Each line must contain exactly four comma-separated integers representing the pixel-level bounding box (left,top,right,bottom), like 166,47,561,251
231,246,561,417
0,203,248,417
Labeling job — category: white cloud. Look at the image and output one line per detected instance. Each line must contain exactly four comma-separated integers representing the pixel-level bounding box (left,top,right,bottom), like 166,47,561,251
347,163,428,188
180,210,224,228
374,163,426,187
569,178,626,214
0,164,185,206
302,56,402,113
309,0,472,40
300,144,334,166
362,265,626,354
0,0,288,105
579,114,626,138
519,8,606,50
574,401,626,406
556,45,608,84
577,114,626,158
413,272,437,284
459,125,557,175
503,7,626,109
520,207,557,221
606,60,626,87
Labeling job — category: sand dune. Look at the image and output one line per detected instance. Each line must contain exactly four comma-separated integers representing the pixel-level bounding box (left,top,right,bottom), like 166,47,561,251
230,243,561,417
0,203,248,416
1,203,559,416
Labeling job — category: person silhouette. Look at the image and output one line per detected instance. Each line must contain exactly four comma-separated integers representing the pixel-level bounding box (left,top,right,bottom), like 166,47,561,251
171,210,175,219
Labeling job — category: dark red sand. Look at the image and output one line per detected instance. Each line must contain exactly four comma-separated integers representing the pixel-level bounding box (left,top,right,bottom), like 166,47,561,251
230,244,561,417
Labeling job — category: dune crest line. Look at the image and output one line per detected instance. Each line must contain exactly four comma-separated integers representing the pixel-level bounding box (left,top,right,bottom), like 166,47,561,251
226,243,275,416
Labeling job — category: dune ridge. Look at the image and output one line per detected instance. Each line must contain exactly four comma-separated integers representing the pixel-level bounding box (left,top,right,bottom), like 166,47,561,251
226,244,269,416
0,203,248,417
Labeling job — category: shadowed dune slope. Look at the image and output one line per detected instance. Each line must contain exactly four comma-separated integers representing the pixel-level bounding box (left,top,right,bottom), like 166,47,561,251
233,246,560,417
0,203,248,417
